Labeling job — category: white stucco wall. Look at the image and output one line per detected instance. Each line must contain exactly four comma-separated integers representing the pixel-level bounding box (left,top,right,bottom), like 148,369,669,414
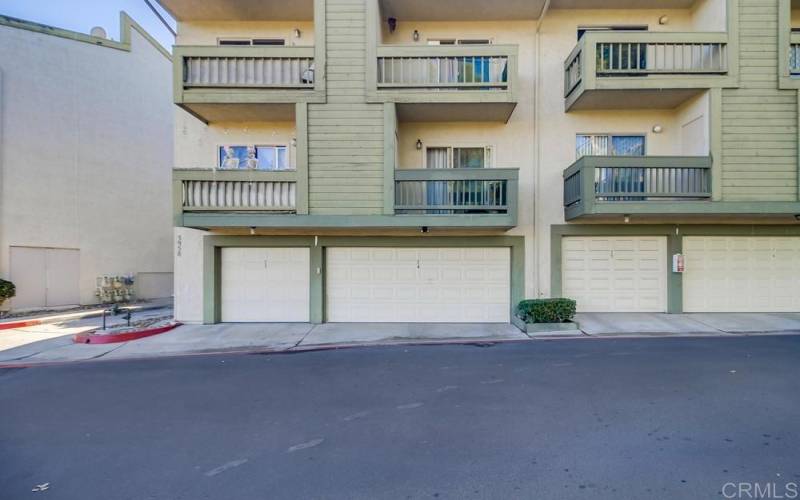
174,227,207,323
0,20,174,308
175,118,297,169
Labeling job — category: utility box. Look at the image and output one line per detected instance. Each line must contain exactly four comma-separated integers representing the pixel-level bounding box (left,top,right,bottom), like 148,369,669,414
672,254,685,273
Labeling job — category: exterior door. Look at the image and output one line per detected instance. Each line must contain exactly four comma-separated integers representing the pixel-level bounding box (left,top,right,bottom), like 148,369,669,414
220,248,310,322
9,247,80,309
326,247,510,323
562,236,667,312
683,237,800,312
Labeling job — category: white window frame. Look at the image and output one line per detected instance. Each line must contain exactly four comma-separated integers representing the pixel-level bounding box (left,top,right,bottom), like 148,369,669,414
217,144,292,170
423,145,494,169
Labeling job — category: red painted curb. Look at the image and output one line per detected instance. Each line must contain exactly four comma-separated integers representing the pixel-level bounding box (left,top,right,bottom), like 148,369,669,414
0,319,43,331
74,323,182,344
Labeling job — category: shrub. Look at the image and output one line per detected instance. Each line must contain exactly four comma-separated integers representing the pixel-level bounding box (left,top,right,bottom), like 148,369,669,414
0,279,15,306
515,298,576,324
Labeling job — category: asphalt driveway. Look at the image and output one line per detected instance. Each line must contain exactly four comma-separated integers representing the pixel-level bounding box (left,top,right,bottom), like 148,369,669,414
1,335,799,499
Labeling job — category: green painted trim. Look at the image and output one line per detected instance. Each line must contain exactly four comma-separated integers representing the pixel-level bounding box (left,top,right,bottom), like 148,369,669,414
0,12,171,60
172,180,184,227
383,102,397,215
726,0,740,86
395,168,519,181
296,102,310,215
173,169,298,182
183,213,517,229
314,0,327,98
365,0,379,97
201,235,524,324
709,87,723,201
550,224,800,314
778,0,800,89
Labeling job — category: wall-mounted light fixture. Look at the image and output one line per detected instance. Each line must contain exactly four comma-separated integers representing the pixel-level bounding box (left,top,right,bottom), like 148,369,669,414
795,214,800,221
413,29,420,42
416,139,423,150
658,15,669,25
250,227,256,235
293,28,301,38
291,137,297,147
388,17,397,33
623,214,631,224
652,125,663,134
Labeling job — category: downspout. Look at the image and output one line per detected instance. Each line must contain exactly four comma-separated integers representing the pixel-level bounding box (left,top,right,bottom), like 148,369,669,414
533,0,550,298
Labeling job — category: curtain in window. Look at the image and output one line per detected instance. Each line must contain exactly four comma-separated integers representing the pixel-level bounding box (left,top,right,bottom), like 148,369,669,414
576,135,608,158
426,148,449,212
611,136,645,156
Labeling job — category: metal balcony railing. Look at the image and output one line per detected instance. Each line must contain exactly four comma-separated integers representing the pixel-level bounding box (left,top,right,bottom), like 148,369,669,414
394,168,518,215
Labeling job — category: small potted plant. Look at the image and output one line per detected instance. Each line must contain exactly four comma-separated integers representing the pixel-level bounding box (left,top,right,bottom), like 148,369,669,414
514,298,579,335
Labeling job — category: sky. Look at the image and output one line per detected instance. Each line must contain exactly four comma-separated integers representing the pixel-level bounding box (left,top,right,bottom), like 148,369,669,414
0,0,176,50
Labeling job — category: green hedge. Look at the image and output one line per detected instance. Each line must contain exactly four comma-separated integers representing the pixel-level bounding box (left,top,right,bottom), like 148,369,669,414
0,279,15,306
515,298,576,324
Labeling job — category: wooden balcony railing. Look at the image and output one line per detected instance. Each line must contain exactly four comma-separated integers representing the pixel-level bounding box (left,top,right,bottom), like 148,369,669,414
564,32,728,98
175,46,315,89
563,156,712,213
174,169,299,212
376,44,517,92
394,168,518,216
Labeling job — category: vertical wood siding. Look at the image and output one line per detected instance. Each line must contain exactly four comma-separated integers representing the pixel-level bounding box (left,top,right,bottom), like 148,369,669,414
721,0,798,201
308,0,384,214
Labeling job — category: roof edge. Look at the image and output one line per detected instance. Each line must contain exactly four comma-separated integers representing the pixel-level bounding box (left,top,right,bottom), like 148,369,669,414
0,11,171,60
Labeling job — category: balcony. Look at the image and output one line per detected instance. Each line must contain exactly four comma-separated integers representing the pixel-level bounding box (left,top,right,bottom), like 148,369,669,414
173,45,323,122
563,156,712,220
370,45,518,122
564,32,730,111
394,168,519,227
173,169,305,224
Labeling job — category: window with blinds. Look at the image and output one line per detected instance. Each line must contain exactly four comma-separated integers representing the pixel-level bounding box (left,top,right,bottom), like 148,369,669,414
576,134,645,158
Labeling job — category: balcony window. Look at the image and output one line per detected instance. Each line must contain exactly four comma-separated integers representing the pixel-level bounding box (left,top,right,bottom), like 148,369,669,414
218,145,289,171
576,134,645,158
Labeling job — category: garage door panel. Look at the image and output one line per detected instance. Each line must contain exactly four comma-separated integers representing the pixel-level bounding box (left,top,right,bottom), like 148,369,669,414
327,247,510,323
683,237,800,312
221,247,309,322
563,236,667,313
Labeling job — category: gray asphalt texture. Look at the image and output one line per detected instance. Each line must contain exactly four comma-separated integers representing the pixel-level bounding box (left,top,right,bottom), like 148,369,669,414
1,335,799,500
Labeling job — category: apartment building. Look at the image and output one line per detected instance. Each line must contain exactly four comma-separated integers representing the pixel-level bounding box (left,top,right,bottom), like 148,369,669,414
164,0,800,325
0,14,174,311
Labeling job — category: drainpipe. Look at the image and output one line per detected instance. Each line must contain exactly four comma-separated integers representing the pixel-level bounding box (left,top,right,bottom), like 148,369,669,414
533,0,551,298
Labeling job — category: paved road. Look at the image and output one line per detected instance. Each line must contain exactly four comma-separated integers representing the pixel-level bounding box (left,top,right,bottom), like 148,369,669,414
1,336,799,500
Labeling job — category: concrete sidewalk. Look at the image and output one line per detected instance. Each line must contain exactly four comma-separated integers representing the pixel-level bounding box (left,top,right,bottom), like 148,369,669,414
1,312,799,366
576,312,800,337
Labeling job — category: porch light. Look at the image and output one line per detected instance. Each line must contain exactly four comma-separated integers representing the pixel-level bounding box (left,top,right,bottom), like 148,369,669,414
658,15,669,25
250,227,256,235
293,28,301,38
388,17,397,33
652,125,663,134
416,139,423,150
624,215,631,224
413,30,420,42
794,214,800,221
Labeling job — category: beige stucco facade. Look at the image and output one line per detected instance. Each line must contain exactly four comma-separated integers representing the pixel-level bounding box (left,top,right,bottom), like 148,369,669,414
0,14,174,310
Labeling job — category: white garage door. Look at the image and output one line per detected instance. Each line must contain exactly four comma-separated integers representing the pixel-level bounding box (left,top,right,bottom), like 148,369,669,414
220,248,310,322
563,236,667,312
326,247,510,323
683,237,800,312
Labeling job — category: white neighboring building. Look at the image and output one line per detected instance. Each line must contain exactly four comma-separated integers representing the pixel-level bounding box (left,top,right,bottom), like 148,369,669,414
0,13,174,310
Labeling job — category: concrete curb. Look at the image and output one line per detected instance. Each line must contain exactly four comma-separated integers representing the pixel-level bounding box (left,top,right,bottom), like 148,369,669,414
73,322,182,344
